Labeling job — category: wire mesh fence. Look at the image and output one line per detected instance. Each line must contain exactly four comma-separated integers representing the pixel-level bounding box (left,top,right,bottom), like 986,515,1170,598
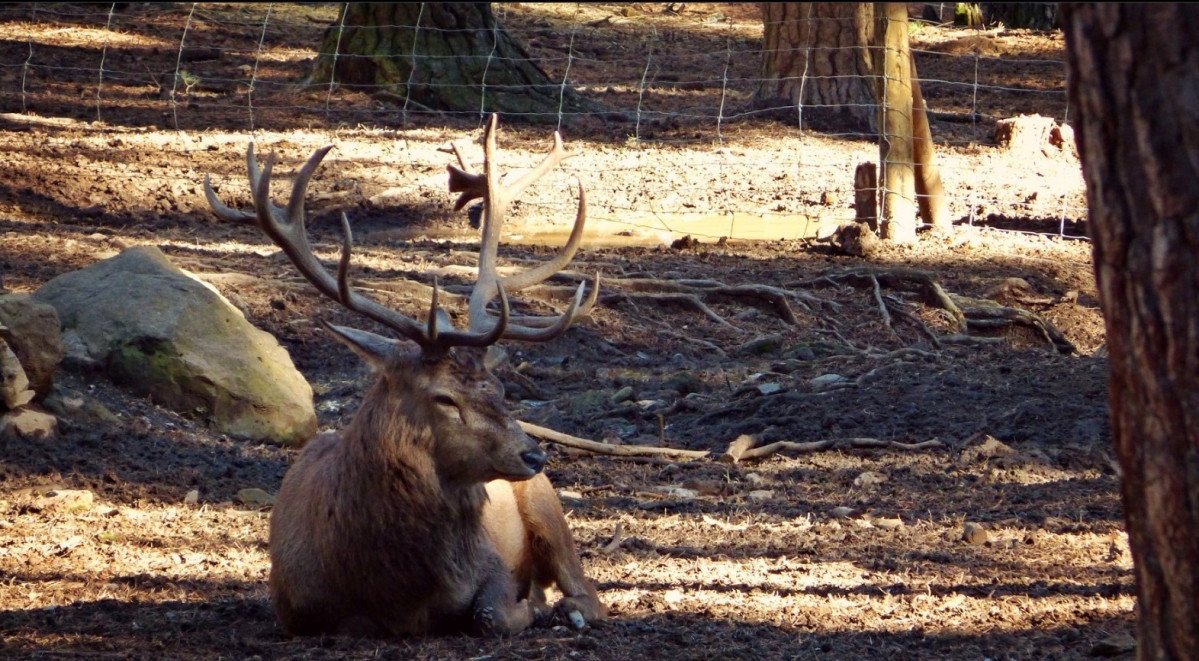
0,2,1087,243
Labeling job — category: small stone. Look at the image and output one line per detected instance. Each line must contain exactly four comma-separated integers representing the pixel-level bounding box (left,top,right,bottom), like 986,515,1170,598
1089,633,1136,657
1,407,57,439
770,359,803,374
756,382,783,396
653,486,698,500
961,435,1016,463
810,373,850,391
870,515,904,530
962,522,989,545
235,488,275,508
609,385,635,404
183,490,200,506
853,471,887,487
34,489,94,513
746,489,774,501
830,506,855,519
740,334,784,356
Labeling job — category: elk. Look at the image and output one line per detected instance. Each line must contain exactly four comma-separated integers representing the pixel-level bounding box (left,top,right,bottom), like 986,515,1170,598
203,114,604,637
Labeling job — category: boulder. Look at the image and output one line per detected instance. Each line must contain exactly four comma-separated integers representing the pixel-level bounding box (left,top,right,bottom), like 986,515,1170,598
0,336,34,409
1,406,57,440
34,246,317,445
0,294,64,399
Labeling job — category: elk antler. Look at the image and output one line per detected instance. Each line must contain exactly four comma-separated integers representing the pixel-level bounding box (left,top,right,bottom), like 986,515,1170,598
203,144,515,357
446,114,599,341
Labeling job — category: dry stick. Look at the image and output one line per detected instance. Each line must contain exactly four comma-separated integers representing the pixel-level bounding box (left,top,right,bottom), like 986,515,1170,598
720,434,757,463
518,420,711,460
735,437,944,462
870,273,894,332
599,522,625,554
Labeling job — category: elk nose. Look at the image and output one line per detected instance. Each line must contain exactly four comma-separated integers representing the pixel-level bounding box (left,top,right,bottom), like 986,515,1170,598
520,448,547,474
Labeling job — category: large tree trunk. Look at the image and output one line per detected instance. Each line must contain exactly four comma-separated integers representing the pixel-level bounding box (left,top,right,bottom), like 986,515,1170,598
755,3,876,133
1061,4,1199,659
308,3,594,123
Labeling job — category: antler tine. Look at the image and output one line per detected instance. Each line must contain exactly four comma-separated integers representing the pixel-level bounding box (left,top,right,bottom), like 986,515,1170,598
453,115,597,340
208,144,514,355
493,277,590,342
499,181,587,293
201,142,289,224
504,272,601,330
203,173,255,223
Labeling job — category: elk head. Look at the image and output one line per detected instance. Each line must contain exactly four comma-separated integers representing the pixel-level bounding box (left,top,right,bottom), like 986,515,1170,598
202,115,598,481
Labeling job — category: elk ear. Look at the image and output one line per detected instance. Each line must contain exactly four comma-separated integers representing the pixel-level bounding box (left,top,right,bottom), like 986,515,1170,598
320,321,405,372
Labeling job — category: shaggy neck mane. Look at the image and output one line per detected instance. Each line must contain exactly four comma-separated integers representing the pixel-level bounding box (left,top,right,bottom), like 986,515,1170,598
340,373,488,521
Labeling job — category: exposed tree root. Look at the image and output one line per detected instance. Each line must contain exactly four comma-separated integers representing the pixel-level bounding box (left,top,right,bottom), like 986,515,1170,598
799,267,1078,354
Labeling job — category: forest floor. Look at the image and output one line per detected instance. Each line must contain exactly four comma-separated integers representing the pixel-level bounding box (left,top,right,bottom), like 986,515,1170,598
0,4,1133,660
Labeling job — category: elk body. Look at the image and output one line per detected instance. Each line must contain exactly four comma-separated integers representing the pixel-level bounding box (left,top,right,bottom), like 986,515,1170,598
205,115,604,637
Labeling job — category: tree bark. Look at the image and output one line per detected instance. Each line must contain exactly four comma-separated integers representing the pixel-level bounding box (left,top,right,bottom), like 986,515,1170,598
874,2,916,243
308,3,595,123
1061,4,1199,659
755,3,876,133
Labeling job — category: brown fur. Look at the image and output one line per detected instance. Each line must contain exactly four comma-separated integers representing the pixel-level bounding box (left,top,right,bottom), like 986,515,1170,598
204,116,603,638
268,340,605,637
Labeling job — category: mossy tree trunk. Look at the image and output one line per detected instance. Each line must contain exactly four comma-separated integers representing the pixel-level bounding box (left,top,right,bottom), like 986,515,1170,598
1062,4,1199,659
308,3,593,122
755,3,877,133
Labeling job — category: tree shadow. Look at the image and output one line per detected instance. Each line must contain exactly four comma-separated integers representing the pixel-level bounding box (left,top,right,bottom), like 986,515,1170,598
0,580,1135,660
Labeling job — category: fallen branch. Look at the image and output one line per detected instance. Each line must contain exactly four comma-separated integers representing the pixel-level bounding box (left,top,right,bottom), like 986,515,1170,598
599,522,625,554
518,420,712,459
870,273,893,333
725,435,944,462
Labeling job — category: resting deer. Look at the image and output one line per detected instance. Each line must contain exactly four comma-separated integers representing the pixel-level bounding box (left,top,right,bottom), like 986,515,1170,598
204,115,605,637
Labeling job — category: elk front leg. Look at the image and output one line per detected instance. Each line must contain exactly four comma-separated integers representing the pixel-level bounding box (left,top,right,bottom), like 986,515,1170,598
472,552,540,637
513,474,607,626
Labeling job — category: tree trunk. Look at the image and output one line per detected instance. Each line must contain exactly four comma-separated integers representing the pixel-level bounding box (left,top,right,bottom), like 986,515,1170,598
756,3,876,133
874,2,916,244
1061,4,1199,659
308,3,594,123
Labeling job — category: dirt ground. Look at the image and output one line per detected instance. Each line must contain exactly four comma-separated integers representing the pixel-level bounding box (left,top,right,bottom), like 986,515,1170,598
0,4,1133,660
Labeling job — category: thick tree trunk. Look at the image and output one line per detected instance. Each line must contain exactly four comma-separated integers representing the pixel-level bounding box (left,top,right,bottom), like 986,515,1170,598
756,3,876,133
1061,4,1199,659
875,2,916,243
309,3,594,123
